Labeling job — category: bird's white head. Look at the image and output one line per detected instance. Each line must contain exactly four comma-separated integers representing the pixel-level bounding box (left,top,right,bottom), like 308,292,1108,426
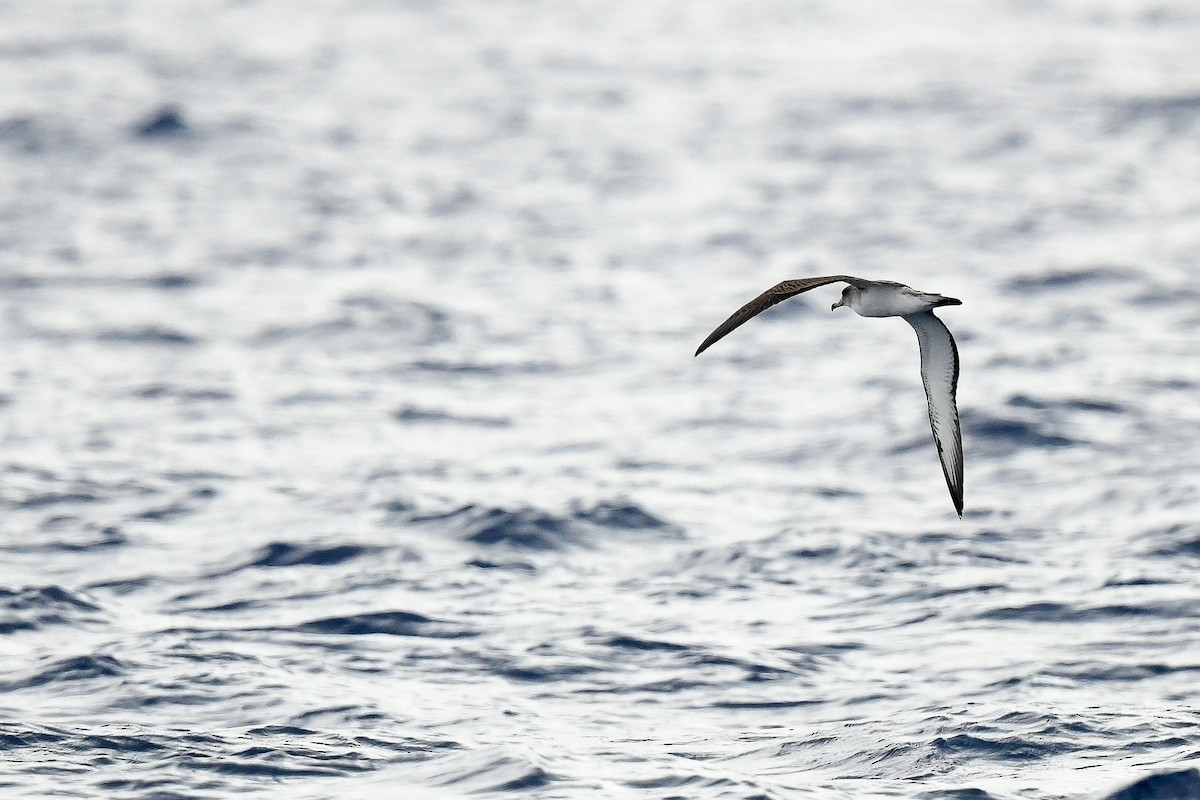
831,286,856,311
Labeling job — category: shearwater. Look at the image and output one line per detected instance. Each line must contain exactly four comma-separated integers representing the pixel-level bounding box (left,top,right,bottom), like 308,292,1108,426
695,276,964,517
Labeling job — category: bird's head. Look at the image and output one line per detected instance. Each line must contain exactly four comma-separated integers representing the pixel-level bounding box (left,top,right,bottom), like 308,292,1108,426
831,286,853,311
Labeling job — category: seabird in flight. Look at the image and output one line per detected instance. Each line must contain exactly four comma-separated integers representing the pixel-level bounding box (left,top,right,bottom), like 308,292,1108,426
695,276,964,517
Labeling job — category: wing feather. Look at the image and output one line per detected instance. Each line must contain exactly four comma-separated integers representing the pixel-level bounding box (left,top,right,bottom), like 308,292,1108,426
905,311,964,517
694,275,867,356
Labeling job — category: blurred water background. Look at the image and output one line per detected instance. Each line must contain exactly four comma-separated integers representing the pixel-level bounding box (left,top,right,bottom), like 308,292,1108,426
3,1,1200,798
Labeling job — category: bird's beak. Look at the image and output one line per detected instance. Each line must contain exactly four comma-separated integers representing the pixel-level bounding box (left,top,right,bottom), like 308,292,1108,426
831,300,843,310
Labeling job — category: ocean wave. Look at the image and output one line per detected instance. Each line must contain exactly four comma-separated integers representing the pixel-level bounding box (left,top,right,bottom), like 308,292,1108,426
0,585,106,633
409,498,682,550
0,654,127,691
392,405,511,427
960,412,1077,449
293,611,477,639
1002,266,1140,294
253,296,452,349
1100,768,1200,800
94,326,201,346
244,542,381,569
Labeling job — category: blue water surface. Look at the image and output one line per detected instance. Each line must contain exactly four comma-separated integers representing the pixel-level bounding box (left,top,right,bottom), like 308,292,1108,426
2,1,1200,798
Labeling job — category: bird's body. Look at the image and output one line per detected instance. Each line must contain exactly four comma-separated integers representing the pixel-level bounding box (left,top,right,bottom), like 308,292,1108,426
695,275,964,517
832,281,959,317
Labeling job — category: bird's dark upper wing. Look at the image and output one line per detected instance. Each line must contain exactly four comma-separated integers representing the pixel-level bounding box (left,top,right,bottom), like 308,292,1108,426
694,275,868,356
905,311,963,517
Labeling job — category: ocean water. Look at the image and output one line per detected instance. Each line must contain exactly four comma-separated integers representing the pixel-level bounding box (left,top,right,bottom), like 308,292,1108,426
2,1,1200,798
